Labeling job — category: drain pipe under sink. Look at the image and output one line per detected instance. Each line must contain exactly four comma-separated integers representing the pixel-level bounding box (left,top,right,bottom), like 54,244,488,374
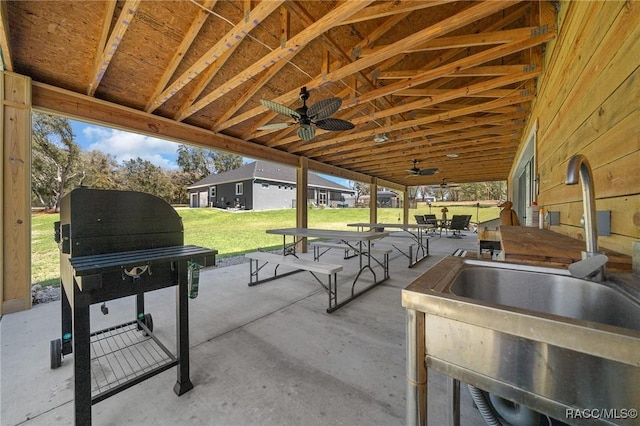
468,385,502,426
468,385,545,426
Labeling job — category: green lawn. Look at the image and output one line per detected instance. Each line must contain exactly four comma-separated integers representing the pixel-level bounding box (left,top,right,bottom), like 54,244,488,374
31,202,499,287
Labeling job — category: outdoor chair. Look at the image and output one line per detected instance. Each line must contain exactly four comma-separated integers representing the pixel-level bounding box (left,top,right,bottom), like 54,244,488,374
447,215,470,238
424,214,438,235
414,214,427,224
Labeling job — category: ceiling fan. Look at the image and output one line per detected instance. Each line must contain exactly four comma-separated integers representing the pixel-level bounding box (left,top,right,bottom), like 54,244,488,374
438,178,460,188
406,159,439,176
258,87,355,141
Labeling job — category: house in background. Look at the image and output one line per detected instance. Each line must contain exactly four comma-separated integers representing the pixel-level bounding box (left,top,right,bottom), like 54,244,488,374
187,160,354,210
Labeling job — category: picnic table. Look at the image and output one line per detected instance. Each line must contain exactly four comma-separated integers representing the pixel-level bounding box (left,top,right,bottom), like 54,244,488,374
247,228,390,312
346,223,432,267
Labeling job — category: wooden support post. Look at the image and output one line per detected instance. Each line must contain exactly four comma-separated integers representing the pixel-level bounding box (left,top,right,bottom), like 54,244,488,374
369,178,378,224
296,157,308,253
403,187,409,224
1,71,32,314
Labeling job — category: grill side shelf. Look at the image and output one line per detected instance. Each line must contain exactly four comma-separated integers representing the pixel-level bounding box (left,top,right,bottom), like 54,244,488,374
69,245,217,276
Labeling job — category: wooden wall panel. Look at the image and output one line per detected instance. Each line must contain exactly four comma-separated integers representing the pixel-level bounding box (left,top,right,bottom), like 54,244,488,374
1,71,32,314
514,1,640,256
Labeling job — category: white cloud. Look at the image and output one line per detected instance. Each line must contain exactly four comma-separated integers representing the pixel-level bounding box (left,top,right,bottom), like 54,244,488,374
82,127,180,170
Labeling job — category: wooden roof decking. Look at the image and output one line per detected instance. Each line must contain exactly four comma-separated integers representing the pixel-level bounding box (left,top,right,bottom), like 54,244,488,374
1,0,556,187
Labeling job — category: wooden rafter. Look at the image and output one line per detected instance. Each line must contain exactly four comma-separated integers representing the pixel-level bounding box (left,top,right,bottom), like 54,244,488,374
0,0,13,71
288,94,535,153
318,117,526,163
144,0,217,112
178,0,374,120
265,67,539,150
225,0,522,137
147,0,284,113
232,6,411,138
339,0,456,25
87,0,141,96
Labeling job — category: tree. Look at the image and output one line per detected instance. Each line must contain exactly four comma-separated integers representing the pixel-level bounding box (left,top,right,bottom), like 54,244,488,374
117,157,175,202
350,181,370,206
211,152,243,173
31,112,81,211
176,145,243,184
78,150,119,189
176,145,211,183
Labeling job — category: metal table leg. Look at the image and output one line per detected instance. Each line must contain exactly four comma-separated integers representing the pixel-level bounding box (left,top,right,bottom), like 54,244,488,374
73,280,92,425
174,261,194,395
406,309,426,426
448,377,460,426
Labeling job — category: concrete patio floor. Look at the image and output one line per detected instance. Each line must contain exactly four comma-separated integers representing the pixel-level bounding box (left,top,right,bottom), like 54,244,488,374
1,232,489,426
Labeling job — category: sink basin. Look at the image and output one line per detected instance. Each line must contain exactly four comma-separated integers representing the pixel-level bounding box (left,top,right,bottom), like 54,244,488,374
402,256,640,425
449,263,640,330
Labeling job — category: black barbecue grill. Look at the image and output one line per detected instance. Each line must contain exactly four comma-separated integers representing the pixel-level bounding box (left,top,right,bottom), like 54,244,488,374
50,187,216,425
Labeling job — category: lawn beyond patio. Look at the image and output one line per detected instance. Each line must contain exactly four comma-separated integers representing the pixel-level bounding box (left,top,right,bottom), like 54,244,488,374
31,203,499,287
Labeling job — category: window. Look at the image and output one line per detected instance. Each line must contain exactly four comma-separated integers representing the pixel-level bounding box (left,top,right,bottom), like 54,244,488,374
235,182,243,195
209,186,216,198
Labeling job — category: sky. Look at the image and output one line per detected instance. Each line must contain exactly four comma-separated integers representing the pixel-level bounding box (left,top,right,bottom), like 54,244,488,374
69,119,351,186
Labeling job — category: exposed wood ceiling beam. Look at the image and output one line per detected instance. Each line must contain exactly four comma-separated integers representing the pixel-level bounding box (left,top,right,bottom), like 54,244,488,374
360,27,536,57
347,134,521,170
144,0,217,112
394,88,521,98
209,5,291,129
269,69,539,150
378,65,531,80
291,93,534,153
147,0,284,113
233,6,412,137
173,39,242,120
312,113,526,160
0,0,12,71
223,0,520,134
87,0,141,96
339,0,455,25
319,119,525,163
178,0,374,120
349,69,540,126
254,28,551,147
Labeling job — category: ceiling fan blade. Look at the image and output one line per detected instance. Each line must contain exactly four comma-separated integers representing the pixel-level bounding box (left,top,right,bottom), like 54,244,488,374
307,97,342,120
260,99,301,119
257,122,294,131
406,168,419,174
418,168,439,176
314,118,354,131
298,124,315,141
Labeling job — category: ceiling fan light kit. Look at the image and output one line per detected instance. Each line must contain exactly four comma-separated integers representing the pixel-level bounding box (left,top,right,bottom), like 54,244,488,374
374,133,389,143
258,87,355,141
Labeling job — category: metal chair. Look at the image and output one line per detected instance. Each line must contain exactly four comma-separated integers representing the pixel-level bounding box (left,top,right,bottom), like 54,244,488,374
447,215,469,238
414,214,427,224
424,214,438,235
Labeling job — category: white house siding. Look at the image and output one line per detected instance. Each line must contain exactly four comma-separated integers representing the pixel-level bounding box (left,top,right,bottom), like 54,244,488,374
252,182,296,210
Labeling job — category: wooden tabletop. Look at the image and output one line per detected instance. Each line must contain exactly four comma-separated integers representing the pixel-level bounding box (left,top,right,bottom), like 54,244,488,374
266,227,389,241
346,223,435,230
499,226,632,272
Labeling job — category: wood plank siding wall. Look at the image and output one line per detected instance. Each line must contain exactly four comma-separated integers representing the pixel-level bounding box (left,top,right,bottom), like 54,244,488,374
515,1,639,256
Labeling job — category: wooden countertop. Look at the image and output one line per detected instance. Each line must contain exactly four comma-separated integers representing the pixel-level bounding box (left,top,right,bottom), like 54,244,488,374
499,226,632,272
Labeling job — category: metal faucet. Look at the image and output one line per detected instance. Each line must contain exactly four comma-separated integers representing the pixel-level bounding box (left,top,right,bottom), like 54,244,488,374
565,154,605,280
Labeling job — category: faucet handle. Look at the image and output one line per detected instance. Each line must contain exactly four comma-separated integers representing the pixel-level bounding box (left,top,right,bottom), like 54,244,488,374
569,254,608,279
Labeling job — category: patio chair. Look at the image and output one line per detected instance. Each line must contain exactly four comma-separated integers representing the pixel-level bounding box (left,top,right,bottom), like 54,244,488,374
414,214,427,224
447,215,469,238
424,214,438,235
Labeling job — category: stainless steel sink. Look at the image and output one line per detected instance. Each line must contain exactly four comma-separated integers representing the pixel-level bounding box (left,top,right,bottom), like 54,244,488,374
402,256,640,425
449,262,640,330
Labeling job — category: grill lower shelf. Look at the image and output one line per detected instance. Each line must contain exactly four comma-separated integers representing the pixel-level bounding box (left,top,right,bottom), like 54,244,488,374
89,320,177,403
